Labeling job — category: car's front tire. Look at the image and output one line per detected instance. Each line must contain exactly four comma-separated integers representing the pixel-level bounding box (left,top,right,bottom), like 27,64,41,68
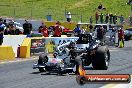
38,53,48,72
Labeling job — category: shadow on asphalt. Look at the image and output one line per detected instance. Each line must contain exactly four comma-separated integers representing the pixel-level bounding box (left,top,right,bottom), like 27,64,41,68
30,67,94,75
41,72,67,76
30,71,42,74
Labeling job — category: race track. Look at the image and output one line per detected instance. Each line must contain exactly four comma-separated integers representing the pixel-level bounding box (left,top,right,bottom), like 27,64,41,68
0,41,132,88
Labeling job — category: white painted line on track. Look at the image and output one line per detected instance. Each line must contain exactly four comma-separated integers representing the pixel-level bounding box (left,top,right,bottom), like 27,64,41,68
0,56,38,64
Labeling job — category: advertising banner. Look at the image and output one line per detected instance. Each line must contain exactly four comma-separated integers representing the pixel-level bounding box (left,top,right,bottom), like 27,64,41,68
30,37,79,55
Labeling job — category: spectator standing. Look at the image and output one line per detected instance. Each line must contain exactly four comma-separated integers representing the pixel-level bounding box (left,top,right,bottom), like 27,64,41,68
66,12,71,22
89,24,93,32
41,27,48,37
120,15,124,24
90,16,93,24
8,22,16,35
105,13,109,23
23,20,32,35
73,24,81,35
100,13,104,23
97,25,106,44
38,22,45,33
0,18,6,45
3,19,7,26
95,11,99,23
53,21,62,37
0,27,4,45
38,23,49,37
113,14,117,24
129,16,132,26
109,13,113,24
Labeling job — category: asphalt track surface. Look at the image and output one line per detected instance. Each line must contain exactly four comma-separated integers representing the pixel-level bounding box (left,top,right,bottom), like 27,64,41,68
0,41,132,88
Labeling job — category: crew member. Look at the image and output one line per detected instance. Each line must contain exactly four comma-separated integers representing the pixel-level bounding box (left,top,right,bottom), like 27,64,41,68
97,25,106,44
118,28,124,47
53,21,62,37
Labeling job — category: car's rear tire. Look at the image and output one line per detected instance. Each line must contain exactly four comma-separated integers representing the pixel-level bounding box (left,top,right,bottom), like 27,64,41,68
39,68,45,72
92,46,110,70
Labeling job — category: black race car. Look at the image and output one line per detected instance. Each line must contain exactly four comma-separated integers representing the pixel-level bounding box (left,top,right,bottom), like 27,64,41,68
33,34,110,75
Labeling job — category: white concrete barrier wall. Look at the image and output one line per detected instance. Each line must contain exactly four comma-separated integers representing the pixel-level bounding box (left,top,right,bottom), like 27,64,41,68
3,35,27,57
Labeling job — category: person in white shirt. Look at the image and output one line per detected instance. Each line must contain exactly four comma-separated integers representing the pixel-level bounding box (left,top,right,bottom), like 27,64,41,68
66,12,71,22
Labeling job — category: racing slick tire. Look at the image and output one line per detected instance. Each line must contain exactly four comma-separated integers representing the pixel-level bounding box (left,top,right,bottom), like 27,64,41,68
92,46,110,70
38,53,48,72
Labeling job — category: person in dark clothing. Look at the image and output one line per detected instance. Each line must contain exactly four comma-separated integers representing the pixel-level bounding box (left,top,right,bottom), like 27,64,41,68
23,20,32,35
97,26,106,44
120,15,124,24
127,0,132,5
90,16,93,24
0,27,4,45
89,24,93,32
109,13,113,24
98,3,106,11
3,19,7,26
113,14,117,24
95,11,99,23
0,18,6,45
105,13,109,23
98,3,103,9
129,16,132,26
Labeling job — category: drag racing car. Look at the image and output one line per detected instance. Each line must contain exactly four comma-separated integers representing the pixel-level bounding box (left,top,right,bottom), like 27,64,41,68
33,33,110,75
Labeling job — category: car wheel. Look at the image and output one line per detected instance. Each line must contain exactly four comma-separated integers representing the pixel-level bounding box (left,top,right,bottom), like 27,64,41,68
39,68,45,72
57,67,66,75
38,53,48,72
92,46,110,70
38,53,48,64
